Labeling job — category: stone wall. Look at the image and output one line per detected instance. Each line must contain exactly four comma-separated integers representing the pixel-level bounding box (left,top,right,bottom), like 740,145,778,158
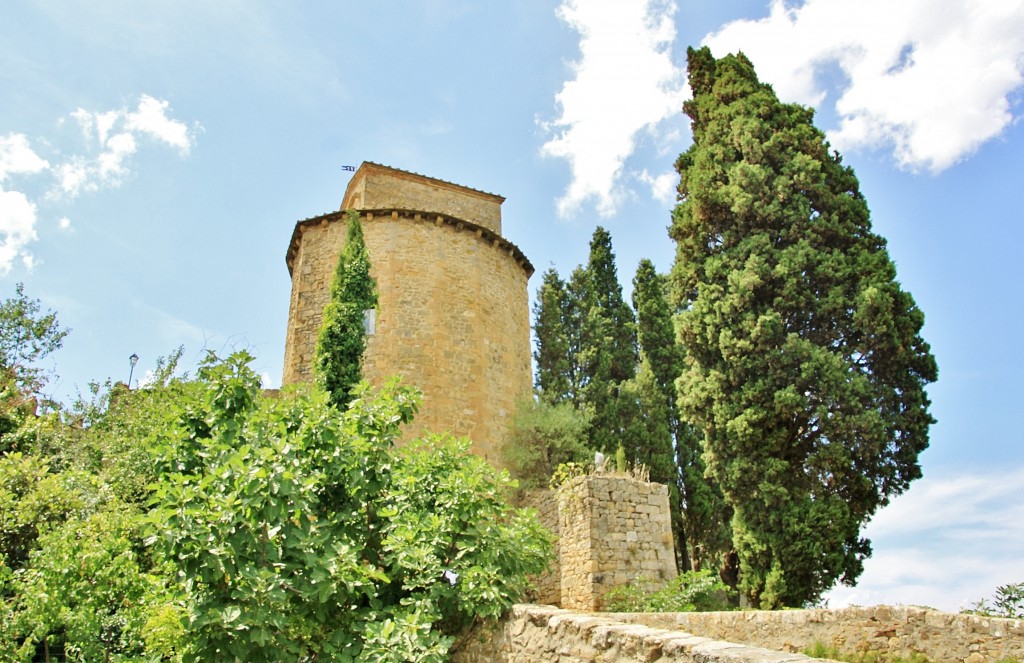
558,475,677,611
451,604,829,662
282,164,534,467
520,489,560,605
340,162,504,235
452,604,1024,663
614,606,1024,663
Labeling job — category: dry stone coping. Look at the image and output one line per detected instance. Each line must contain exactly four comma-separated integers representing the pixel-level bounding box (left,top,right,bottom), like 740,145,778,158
495,604,830,662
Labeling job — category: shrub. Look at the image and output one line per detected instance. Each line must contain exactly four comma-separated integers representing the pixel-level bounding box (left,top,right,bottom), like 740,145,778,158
148,351,553,662
602,569,733,613
504,397,591,489
966,581,1024,620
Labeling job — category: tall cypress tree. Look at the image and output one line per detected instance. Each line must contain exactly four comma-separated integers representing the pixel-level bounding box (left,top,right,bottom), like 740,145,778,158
628,261,686,565
631,260,733,575
533,268,572,405
578,227,638,453
314,211,378,409
671,47,937,607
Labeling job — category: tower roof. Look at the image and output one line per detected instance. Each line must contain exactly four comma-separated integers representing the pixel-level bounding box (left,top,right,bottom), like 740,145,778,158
341,162,504,235
344,162,505,205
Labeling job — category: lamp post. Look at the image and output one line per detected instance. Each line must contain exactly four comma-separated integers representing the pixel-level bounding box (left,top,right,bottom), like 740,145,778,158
128,353,139,388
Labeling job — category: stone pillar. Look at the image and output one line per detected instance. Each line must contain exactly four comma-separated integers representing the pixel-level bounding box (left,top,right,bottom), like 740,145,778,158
557,474,677,611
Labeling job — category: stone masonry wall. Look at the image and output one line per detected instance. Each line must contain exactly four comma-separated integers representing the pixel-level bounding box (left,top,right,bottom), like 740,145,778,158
281,208,532,467
520,490,560,606
615,606,1024,663
452,604,1024,663
341,162,503,235
451,604,830,663
559,475,677,611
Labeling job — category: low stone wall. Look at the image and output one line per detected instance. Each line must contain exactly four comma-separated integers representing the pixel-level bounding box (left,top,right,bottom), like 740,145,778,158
614,606,1024,663
451,604,825,662
452,604,1024,663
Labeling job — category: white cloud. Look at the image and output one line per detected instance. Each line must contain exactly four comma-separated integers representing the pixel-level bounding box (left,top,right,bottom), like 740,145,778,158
0,134,48,273
825,466,1024,611
0,188,39,276
0,134,50,181
541,0,687,218
55,158,91,197
704,0,1024,172
125,95,195,154
0,96,196,273
637,168,677,204
96,132,138,181
61,94,197,197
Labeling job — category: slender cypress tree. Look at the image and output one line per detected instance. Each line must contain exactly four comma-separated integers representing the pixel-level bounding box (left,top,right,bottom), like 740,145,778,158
533,268,572,405
578,227,638,453
314,211,378,409
671,47,938,607
631,260,733,575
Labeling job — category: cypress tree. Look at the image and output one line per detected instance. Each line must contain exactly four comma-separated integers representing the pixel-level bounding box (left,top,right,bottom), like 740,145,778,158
578,227,638,453
314,211,378,409
533,268,573,405
631,260,733,575
671,47,938,607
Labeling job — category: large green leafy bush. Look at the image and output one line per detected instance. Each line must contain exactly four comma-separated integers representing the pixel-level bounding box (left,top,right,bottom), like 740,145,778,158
147,352,552,662
1,348,551,662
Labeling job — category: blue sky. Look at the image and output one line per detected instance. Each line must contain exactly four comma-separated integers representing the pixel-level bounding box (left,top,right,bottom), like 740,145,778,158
2,0,1022,612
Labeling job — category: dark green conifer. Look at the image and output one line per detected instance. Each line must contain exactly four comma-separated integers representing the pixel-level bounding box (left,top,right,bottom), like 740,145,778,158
671,47,938,607
533,268,573,405
631,260,733,575
578,227,638,454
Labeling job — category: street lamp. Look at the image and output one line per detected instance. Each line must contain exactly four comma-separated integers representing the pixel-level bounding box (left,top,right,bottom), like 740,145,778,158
128,353,139,388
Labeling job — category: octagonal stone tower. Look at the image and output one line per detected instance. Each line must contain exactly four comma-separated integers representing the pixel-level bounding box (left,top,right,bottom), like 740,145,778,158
282,162,534,467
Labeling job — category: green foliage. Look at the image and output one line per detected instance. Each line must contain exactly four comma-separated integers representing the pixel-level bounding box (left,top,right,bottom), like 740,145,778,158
147,351,552,662
2,338,552,662
5,507,169,662
966,581,1024,619
531,229,639,454
0,284,70,454
504,397,592,489
532,269,577,405
0,453,112,572
602,570,733,613
548,461,589,490
0,283,70,396
578,228,638,454
671,47,937,607
314,210,378,410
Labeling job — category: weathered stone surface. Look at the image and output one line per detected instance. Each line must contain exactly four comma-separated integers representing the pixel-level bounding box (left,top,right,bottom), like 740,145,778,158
341,162,504,235
451,604,828,662
611,607,1024,663
453,604,1024,662
282,164,532,467
521,489,561,605
558,475,677,611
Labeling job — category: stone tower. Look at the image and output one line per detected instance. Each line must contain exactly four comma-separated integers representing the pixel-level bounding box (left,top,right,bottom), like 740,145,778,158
282,162,534,466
